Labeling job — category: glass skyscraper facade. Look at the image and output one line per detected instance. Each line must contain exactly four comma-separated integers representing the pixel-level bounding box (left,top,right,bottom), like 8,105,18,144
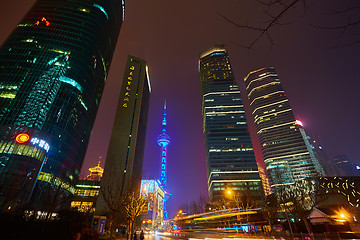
199,45,262,201
244,67,323,189
0,0,124,211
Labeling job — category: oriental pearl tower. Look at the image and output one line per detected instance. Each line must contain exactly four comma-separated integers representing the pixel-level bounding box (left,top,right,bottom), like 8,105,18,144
157,101,170,220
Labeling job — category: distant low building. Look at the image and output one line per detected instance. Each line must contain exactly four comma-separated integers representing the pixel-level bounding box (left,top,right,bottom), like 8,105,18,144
86,159,104,181
71,161,103,212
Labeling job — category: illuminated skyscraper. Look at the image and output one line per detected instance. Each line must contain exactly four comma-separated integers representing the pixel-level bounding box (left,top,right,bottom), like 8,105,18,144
199,45,263,202
157,102,170,220
0,0,124,211
96,56,151,214
244,67,323,189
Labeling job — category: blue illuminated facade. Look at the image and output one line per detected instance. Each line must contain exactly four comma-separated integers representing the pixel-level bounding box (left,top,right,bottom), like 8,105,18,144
157,102,170,220
0,0,124,211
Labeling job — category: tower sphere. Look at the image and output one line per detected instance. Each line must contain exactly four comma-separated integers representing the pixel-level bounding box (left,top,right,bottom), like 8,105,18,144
157,133,170,146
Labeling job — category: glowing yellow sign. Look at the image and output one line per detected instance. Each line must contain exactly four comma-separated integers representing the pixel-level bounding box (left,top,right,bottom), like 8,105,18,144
122,65,135,108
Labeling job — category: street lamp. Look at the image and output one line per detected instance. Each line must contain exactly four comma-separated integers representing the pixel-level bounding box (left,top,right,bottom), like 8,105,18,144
175,209,183,218
336,208,350,223
225,189,240,209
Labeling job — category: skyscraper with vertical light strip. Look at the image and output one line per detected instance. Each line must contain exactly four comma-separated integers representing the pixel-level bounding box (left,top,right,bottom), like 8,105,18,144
244,67,323,189
199,45,263,202
96,55,151,215
0,0,124,211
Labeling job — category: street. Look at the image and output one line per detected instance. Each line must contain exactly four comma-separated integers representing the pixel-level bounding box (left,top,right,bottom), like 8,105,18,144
139,232,270,240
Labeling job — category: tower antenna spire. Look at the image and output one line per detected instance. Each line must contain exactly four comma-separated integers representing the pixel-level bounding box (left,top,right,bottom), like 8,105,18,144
157,100,170,220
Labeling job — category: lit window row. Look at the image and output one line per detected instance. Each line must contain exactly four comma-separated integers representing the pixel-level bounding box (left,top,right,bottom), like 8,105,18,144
205,105,243,109
203,91,240,97
38,172,75,194
245,73,278,90
75,189,99,197
209,148,253,152
206,110,245,116
0,92,16,99
0,84,18,90
0,142,45,161
70,201,94,212
252,99,288,114
247,81,280,97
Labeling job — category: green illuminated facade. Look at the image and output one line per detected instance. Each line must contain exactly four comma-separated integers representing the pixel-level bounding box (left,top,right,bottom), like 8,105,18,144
0,0,124,211
199,45,263,202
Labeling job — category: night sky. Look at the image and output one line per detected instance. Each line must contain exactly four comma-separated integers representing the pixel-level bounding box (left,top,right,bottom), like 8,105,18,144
1,0,360,218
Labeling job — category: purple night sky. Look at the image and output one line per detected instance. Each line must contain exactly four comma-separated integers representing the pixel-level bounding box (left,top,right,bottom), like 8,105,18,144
1,0,359,218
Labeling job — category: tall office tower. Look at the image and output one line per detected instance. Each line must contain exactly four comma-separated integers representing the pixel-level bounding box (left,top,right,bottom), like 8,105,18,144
334,155,358,176
157,102,170,220
199,45,263,202
307,135,337,176
244,67,323,189
0,0,124,211
96,56,151,214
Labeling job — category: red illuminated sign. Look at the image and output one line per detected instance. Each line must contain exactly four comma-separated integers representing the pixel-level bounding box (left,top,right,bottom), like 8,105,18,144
15,133,30,144
35,17,50,27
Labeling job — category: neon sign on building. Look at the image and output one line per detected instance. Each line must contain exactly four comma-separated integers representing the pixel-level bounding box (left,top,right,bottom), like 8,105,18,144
15,133,50,152
35,17,50,26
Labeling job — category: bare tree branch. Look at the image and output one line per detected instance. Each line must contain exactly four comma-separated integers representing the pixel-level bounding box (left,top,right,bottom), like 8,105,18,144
329,4,360,15
219,0,302,49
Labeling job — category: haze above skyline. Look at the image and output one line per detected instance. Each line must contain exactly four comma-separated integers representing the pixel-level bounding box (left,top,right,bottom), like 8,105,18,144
1,0,359,218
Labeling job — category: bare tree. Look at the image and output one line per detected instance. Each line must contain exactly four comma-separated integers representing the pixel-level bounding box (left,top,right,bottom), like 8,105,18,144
312,3,360,48
99,182,130,240
219,0,360,49
179,194,208,215
125,193,149,240
219,0,306,49
197,194,208,213
260,193,279,233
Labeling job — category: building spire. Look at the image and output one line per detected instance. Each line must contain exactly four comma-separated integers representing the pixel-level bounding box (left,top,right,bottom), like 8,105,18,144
162,99,167,128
